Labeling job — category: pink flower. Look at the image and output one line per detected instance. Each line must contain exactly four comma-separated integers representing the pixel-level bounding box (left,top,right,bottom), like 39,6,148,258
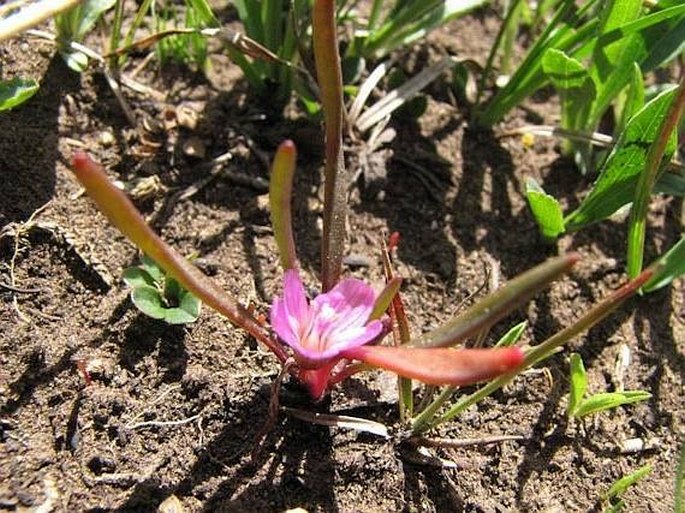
271,269,384,368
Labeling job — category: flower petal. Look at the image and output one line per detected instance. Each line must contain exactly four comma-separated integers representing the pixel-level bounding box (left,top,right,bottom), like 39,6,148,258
271,269,310,349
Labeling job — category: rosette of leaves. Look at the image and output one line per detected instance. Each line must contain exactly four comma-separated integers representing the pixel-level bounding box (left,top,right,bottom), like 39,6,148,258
123,255,201,324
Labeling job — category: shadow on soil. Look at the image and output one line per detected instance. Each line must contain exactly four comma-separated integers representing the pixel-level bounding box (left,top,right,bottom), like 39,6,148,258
0,56,79,225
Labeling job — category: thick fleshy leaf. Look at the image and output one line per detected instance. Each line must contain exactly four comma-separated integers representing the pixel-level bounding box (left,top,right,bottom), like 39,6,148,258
70,152,282,359
343,346,524,386
269,140,298,270
413,254,579,348
567,353,587,417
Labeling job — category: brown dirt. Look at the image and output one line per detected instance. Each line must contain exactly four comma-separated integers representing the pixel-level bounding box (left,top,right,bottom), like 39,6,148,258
1,10,683,513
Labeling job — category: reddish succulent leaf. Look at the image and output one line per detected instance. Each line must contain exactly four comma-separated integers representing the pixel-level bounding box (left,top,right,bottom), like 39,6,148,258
343,345,525,386
70,152,286,361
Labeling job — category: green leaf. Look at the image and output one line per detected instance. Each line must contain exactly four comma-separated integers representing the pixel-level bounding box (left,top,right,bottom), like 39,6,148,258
588,0,644,126
131,286,166,320
164,290,201,324
141,255,166,284
565,87,678,231
542,49,595,132
567,353,587,417
615,64,644,134
494,321,527,348
0,78,39,111
574,390,652,418
75,0,116,40
603,464,653,501
654,172,685,196
642,236,685,292
525,178,566,239
185,0,219,27
122,267,156,289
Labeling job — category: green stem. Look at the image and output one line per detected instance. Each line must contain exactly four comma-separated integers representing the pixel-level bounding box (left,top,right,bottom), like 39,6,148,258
627,75,685,278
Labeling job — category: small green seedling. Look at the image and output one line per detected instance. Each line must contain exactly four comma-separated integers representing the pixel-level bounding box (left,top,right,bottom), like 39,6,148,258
601,464,652,512
123,255,201,325
0,78,39,111
567,353,651,419
54,0,116,71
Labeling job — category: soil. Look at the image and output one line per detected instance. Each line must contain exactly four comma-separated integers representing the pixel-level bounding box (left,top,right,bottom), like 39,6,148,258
1,7,683,513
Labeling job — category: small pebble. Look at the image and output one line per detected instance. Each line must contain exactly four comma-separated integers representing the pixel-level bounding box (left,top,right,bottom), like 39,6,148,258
182,137,206,159
99,131,115,147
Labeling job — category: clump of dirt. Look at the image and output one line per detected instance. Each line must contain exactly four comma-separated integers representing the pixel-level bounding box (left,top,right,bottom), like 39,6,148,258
1,11,683,513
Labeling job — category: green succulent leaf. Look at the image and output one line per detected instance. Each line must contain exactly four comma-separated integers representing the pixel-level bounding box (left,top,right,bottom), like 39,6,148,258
603,464,652,502
494,321,527,348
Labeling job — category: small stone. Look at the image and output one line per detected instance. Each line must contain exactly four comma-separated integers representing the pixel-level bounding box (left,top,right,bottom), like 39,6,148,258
158,494,185,513
182,137,206,159
176,105,198,130
99,131,115,147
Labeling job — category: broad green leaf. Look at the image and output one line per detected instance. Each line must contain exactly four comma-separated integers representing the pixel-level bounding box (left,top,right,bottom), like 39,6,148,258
0,78,39,111
567,353,587,417
122,267,156,289
542,49,595,132
615,64,644,133
131,286,166,320
642,236,685,292
526,178,566,239
142,255,166,284
164,290,201,324
603,465,652,501
494,321,527,348
574,390,652,418
75,0,116,40
565,87,678,231
588,0,644,126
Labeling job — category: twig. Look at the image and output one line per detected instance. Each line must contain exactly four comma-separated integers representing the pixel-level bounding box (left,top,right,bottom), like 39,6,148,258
7,202,51,321
126,414,201,431
407,434,526,449
0,281,42,294
251,358,295,462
